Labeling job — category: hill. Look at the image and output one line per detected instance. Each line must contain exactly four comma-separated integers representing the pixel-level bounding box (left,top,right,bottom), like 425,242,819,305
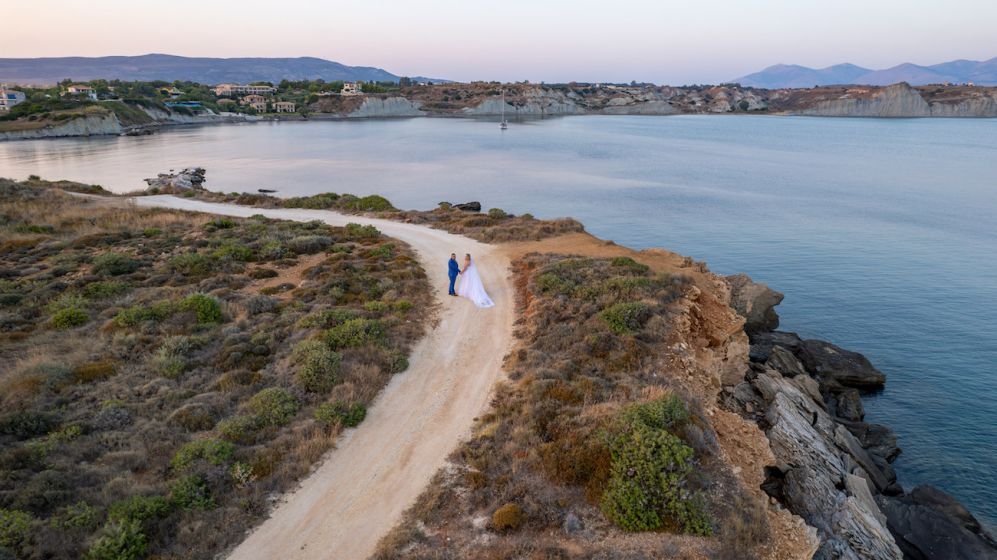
0,53,445,85
735,57,997,87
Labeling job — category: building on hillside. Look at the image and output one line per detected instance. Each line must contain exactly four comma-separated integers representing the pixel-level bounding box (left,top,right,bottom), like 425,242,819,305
272,101,296,113
0,84,26,112
341,82,362,96
214,83,276,96
160,87,184,98
248,100,267,112
65,84,98,100
240,94,267,106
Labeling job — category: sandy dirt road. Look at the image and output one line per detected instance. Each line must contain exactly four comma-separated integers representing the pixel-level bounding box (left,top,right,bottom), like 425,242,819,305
133,196,515,560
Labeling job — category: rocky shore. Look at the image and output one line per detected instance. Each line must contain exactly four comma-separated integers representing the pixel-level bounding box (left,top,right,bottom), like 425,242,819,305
722,276,997,559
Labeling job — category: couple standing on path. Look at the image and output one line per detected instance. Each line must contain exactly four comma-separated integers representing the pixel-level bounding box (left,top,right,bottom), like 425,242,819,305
448,253,494,308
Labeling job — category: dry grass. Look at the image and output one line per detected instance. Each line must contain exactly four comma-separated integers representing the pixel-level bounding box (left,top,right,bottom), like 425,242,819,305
0,178,432,559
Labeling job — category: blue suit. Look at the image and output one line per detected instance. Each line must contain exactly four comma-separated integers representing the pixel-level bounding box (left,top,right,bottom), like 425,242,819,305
448,258,460,295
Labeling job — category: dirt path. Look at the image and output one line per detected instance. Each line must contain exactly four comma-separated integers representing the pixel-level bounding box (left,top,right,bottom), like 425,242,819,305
133,196,515,560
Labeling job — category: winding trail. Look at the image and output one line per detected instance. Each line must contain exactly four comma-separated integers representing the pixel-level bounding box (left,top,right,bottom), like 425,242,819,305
133,196,515,560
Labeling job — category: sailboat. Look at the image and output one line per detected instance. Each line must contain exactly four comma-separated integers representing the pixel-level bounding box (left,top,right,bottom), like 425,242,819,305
500,90,508,130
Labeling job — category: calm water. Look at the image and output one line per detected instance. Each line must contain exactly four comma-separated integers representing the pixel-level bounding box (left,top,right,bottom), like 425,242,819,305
2,116,996,528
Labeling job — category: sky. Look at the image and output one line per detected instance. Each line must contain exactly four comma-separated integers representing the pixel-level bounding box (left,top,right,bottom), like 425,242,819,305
6,0,997,84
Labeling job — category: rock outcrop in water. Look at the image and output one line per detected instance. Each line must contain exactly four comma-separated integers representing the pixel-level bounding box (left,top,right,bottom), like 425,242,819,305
722,274,997,559
144,167,206,190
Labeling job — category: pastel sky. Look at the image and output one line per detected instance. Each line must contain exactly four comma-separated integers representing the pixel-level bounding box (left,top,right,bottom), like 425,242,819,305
7,0,997,83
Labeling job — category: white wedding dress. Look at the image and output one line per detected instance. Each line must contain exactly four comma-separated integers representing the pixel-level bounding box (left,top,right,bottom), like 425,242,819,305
457,258,495,308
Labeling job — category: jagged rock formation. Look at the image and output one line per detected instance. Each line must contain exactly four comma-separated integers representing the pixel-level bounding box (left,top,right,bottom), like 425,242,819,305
726,273,785,334
721,274,997,559
0,112,122,141
144,167,206,190
797,83,932,117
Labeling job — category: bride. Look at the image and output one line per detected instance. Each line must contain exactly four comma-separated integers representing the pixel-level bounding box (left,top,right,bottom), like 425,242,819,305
457,253,495,308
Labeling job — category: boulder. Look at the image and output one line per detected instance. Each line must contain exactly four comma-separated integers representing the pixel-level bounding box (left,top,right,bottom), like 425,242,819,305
840,420,901,463
797,339,886,391
877,486,997,559
834,389,865,421
749,330,802,362
766,345,808,378
454,201,481,212
725,273,785,334
144,167,206,190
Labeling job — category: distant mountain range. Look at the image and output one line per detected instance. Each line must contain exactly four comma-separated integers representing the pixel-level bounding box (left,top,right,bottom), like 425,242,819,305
734,58,997,88
0,53,446,85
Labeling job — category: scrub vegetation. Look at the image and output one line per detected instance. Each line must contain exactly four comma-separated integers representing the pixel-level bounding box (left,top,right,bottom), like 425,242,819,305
0,178,430,559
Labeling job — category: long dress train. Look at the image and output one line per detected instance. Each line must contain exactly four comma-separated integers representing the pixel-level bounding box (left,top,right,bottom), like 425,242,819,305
457,259,495,308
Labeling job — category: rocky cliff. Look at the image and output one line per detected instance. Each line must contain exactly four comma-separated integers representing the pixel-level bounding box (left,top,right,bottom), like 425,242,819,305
0,112,123,141
773,82,997,118
722,275,997,559
347,96,426,118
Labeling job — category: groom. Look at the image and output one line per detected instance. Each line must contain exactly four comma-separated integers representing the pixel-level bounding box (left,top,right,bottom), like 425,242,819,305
447,253,461,296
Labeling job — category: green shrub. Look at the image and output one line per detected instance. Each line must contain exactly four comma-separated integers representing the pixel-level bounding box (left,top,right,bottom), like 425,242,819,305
393,299,413,313
314,401,367,428
323,318,384,350
50,501,100,530
364,300,388,313
344,223,379,239
0,508,33,550
212,243,254,261
367,243,395,260
114,300,174,326
152,335,194,378
284,193,340,209
91,252,140,276
534,272,573,295
259,241,288,260
0,412,57,440
169,252,215,276
492,503,523,531
488,208,509,219
287,235,332,254
611,256,651,275
206,218,236,229
51,306,89,329
299,308,358,329
171,438,235,471
217,415,260,444
82,280,130,299
600,302,653,335
169,475,215,510
600,397,711,535
292,340,341,393
179,293,223,323
86,519,146,560
247,388,300,427
349,194,395,212
107,495,170,524
142,227,161,237
249,267,280,280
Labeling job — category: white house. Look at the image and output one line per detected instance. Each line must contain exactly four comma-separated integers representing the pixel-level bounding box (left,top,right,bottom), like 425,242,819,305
272,101,296,113
0,84,26,112
65,84,98,100
341,82,362,96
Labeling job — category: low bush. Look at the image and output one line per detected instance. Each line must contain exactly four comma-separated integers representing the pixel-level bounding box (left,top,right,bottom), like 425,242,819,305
292,340,341,393
600,397,711,535
169,475,214,510
0,508,33,550
344,223,379,239
323,318,384,350
206,218,235,230
287,235,332,255
51,306,89,329
610,256,651,275
245,295,279,315
171,438,235,471
179,293,223,324
107,495,170,524
249,267,279,280
152,336,194,378
488,208,509,219
314,401,367,428
247,388,300,427
217,415,260,444
91,253,140,276
72,360,117,383
492,503,523,531
0,412,57,440
86,519,146,560
348,195,395,212
114,301,174,326
212,243,254,261
82,280,130,299
600,302,653,335
50,501,100,531
169,252,215,277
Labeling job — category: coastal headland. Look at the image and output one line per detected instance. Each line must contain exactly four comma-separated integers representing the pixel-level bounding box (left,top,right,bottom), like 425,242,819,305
2,177,994,559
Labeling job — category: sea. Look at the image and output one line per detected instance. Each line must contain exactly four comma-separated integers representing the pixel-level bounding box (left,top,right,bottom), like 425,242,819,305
2,115,995,529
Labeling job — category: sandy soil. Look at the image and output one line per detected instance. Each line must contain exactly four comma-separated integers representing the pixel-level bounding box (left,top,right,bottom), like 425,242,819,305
132,196,515,560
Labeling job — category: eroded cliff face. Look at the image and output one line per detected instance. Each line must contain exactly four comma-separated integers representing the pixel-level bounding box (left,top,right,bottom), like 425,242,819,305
798,83,932,117
0,112,122,141
778,82,997,117
348,96,426,117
